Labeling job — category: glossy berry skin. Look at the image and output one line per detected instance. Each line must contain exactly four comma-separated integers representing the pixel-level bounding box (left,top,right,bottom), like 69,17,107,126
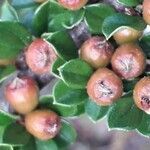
111,43,146,80
4,76,39,114
58,0,88,10
133,77,150,114
25,39,57,75
113,27,142,45
80,36,114,69
25,110,61,140
87,68,123,106
143,0,150,25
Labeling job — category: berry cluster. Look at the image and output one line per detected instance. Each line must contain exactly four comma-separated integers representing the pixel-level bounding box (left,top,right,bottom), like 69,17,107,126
1,0,150,148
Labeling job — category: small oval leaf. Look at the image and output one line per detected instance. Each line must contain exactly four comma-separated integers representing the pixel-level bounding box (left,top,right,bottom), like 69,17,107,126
59,59,93,89
85,98,109,122
102,13,146,39
118,0,141,7
85,3,116,34
53,80,88,106
108,95,143,130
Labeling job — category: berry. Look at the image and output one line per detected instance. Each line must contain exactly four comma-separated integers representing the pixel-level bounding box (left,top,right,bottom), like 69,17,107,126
25,39,57,75
58,0,88,11
113,27,142,45
25,110,61,140
111,43,146,80
133,77,150,114
80,36,114,69
4,76,39,114
87,68,123,106
143,0,150,25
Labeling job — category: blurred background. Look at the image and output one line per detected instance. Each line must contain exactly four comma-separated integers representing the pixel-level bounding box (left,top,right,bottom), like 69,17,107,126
68,116,150,150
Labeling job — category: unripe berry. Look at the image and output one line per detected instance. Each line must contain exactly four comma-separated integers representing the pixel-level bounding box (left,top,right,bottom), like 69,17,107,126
4,76,39,114
80,36,114,69
87,68,123,106
58,0,88,10
111,43,146,80
143,0,150,25
133,77,150,114
25,39,57,75
113,28,142,45
25,110,61,140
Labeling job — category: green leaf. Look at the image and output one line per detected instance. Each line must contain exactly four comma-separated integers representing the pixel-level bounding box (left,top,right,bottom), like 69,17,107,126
85,98,109,122
0,65,16,83
123,78,140,92
39,95,78,117
0,0,19,21
0,126,7,143
0,21,32,59
52,57,66,78
0,109,19,126
137,113,150,137
3,123,31,145
48,1,84,32
139,35,150,58
74,102,85,116
59,59,93,89
32,1,49,36
36,139,58,150
0,144,13,150
53,80,88,106
108,95,143,130
117,0,141,6
21,137,36,150
45,31,78,60
55,120,77,148
102,13,146,39
85,3,116,34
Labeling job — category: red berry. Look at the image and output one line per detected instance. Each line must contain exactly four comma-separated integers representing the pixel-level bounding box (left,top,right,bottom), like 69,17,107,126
87,68,123,106
4,76,39,114
113,27,142,45
80,36,114,69
133,77,150,114
111,43,146,80
58,0,88,10
25,39,57,75
143,0,150,25
25,110,61,140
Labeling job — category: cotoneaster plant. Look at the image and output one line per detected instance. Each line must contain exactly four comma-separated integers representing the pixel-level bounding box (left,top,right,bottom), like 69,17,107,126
0,0,150,149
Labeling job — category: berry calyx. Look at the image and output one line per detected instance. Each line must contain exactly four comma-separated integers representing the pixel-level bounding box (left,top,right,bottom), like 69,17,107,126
25,39,57,75
143,0,150,25
113,27,142,45
58,0,88,10
87,68,123,106
111,43,146,80
133,77,150,114
80,36,114,69
25,110,61,140
4,76,39,114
